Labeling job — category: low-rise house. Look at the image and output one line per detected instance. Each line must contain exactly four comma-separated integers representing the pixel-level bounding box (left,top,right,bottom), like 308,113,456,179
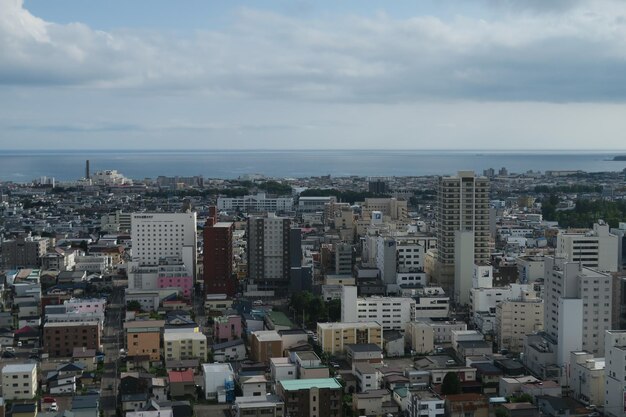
73,347,97,372
212,339,246,362
71,394,100,417
49,376,77,395
270,357,297,385
291,351,329,379
472,363,503,395
444,393,489,417
500,403,540,417
346,343,383,366
353,389,399,416
169,369,196,399
241,375,269,397
233,395,284,417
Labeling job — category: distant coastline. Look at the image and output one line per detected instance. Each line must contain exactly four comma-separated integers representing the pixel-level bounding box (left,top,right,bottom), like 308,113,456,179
613,155,626,161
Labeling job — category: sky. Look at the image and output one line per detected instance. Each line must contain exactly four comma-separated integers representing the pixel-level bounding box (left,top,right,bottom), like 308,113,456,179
2,0,626,150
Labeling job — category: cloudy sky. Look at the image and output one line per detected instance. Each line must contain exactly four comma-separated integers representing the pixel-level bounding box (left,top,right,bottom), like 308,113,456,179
2,0,626,150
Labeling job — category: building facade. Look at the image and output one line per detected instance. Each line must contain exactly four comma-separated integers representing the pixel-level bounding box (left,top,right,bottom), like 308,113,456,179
203,210,236,297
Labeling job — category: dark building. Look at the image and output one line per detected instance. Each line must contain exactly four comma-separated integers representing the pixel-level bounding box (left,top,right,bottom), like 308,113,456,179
368,179,388,194
203,206,236,297
247,214,300,297
43,321,101,357
277,378,342,417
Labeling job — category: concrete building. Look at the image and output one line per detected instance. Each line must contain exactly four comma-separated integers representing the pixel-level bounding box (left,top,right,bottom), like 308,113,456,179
203,208,236,297
341,285,414,331
604,330,626,417
250,330,283,364
298,196,337,213
317,322,383,355
124,320,165,362
544,257,613,363
100,210,132,233
517,256,546,284
557,222,619,272
1,236,47,269
247,214,298,297
1,363,37,400
163,330,208,362
569,351,604,407
435,171,490,299
407,390,445,417
218,193,293,212
43,321,101,357
496,293,544,353
276,378,342,417
130,212,197,278
202,363,235,403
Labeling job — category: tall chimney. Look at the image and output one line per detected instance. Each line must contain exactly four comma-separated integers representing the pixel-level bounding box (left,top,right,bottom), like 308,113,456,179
86,160,90,179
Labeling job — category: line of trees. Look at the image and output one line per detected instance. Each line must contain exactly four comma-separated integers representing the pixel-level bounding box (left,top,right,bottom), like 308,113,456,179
541,196,626,228
289,291,341,328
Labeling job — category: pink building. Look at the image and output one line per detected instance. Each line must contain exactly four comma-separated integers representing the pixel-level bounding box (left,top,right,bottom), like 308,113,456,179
213,315,242,343
157,275,193,299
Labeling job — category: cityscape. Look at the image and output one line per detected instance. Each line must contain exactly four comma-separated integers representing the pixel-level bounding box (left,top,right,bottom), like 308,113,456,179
3,1,626,417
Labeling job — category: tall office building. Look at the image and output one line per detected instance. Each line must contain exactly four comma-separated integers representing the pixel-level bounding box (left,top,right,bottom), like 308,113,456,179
435,171,490,302
203,207,236,297
247,213,296,297
130,212,197,279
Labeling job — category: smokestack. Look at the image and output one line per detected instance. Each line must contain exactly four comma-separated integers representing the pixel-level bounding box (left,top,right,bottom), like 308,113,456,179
85,160,90,179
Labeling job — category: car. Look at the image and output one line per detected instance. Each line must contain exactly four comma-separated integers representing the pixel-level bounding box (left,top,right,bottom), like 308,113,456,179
43,397,56,404
17,341,22,347
5,347,14,353
49,403,58,412
28,354,39,360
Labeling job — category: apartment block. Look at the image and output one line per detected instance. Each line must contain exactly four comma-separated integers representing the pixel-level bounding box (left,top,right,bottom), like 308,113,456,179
250,330,283,364
1,363,37,400
569,351,604,407
435,171,490,298
317,322,383,355
1,236,48,269
604,330,626,417
164,330,208,362
495,293,544,353
124,320,165,362
218,193,293,212
43,321,101,357
277,378,342,417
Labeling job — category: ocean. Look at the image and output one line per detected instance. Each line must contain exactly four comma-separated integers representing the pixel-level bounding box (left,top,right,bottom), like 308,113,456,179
1,150,625,182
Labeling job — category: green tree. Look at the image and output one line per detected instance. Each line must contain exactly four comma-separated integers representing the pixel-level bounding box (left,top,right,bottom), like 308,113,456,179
441,372,462,395
510,393,534,403
126,301,142,311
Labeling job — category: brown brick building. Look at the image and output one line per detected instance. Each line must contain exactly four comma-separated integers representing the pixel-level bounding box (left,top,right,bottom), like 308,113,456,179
203,206,236,297
43,321,101,357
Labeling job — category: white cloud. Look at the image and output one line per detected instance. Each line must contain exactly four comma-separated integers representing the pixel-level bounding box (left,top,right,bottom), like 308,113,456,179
1,0,626,103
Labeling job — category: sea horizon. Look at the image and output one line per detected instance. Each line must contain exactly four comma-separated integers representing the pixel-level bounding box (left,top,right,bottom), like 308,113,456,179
1,149,625,182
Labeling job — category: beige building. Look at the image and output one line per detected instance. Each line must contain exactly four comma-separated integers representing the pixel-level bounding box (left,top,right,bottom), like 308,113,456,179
250,330,283,364
495,294,544,353
1,363,38,400
124,320,165,362
317,322,382,355
435,171,490,293
569,351,604,407
164,330,208,362
406,322,435,354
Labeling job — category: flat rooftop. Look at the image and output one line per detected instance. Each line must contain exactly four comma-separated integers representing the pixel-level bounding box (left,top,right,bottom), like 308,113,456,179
280,378,341,391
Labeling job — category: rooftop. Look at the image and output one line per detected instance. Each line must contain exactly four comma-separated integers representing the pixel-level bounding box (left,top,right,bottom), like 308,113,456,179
279,378,341,391
346,343,383,353
2,363,37,373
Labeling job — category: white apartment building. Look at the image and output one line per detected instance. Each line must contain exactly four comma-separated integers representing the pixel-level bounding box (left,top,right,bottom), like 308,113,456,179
341,286,413,331
557,222,619,272
1,363,38,400
217,193,293,212
130,212,197,277
74,255,110,273
91,169,131,185
495,293,544,353
64,298,107,317
544,257,613,365
517,255,546,283
298,196,337,213
410,319,468,345
100,210,132,233
164,330,208,361
604,330,626,417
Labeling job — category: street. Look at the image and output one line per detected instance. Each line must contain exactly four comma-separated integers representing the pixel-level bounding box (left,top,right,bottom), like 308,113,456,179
100,287,124,417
